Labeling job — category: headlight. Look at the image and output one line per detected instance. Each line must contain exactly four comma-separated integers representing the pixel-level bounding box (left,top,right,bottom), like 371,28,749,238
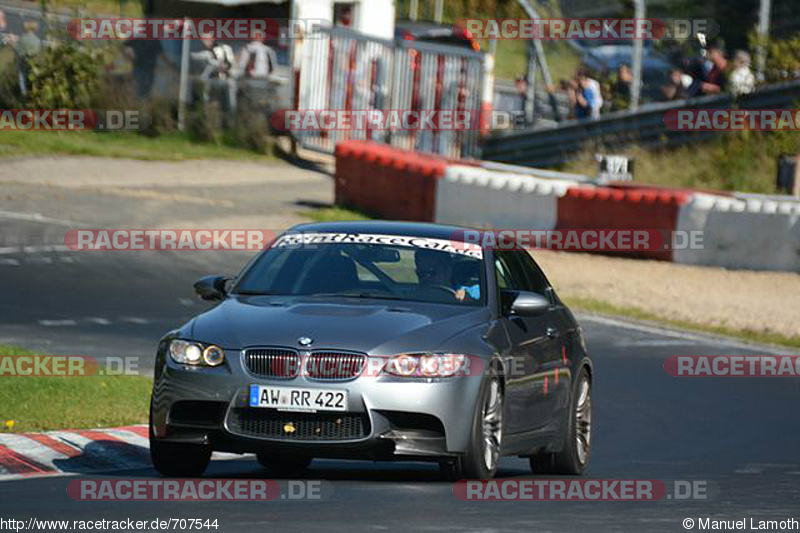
169,340,225,367
384,354,469,378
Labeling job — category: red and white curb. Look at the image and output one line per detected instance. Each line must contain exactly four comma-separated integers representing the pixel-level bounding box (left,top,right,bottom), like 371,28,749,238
0,426,239,482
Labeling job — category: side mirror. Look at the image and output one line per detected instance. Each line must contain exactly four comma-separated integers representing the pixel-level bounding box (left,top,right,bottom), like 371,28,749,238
194,275,230,301
508,291,550,316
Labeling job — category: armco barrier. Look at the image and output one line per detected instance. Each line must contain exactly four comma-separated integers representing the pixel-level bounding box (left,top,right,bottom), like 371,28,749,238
335,141,448,222
676,194,800,271
435,165,576,230
556,186,692,261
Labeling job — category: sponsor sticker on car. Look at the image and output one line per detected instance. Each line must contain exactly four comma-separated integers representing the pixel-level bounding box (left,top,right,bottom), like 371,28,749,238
271,232,483,259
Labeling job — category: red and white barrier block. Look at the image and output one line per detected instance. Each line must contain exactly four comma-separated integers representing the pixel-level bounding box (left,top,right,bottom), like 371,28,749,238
334,141,800,272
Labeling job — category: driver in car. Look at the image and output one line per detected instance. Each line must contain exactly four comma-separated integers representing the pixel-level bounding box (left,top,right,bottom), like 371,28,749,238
414,249,480,302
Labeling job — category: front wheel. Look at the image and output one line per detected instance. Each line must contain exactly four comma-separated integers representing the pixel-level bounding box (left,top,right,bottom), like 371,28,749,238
530,366,592,475
441,368,504,480
149,409,211,477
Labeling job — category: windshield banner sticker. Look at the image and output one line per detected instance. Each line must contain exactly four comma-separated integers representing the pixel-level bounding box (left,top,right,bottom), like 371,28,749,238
272,233,483,259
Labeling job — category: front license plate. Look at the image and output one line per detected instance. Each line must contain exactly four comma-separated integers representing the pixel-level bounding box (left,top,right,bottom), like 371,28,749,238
249,385,348,412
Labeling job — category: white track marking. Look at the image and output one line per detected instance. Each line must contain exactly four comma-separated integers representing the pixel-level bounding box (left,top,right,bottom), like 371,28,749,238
0,209,81,227
120,317,149,325
38,320,77,327
0,245,73,255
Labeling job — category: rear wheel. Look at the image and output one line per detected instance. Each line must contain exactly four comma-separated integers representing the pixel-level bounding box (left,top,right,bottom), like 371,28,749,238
257,453,312,477
149,407,211,477
441,368,504,480
530,366,592,475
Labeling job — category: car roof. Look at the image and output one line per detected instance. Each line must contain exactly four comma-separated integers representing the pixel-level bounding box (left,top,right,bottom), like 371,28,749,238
287,220,480,243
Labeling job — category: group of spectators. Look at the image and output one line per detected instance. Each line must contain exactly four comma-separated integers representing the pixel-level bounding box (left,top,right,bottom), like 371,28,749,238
125,28,277,112
523,43,760,122
658,45,756,101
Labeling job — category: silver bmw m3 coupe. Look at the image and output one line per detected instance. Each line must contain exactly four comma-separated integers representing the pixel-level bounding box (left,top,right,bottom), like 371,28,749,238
149,221,593,480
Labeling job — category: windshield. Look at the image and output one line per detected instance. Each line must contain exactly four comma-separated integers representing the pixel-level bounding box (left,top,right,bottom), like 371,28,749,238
234,233,485,306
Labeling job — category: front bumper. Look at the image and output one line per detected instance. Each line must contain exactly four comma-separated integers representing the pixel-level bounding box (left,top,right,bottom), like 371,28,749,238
151,348,483,459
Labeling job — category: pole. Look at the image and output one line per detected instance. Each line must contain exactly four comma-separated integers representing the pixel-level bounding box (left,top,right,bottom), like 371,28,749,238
177,18,191,132
434,0,443,23
525,43,537,125
409,0,418,21
630,0,645,110
516,0,560,121
756,0,772,81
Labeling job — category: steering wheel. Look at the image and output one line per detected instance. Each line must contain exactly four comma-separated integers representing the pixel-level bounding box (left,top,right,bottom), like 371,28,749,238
417,285,460,302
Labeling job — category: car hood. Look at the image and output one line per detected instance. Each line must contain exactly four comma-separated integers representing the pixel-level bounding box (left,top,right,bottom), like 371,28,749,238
185,295,490,355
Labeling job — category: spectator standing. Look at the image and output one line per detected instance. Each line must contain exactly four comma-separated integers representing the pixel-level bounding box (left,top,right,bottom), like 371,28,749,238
11,19,41,97
123,38,162,98
191,33,237,112
575,69,603,120
661,68,690,101
697,44,727,95
615,64,632,100
238,29,276,79
729,50,755,96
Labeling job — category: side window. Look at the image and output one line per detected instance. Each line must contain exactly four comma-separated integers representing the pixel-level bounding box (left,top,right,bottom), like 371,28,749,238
515,251,552,296
494,251,527,291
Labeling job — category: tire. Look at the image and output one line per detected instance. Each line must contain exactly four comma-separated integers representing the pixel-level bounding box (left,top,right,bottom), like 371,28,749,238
149,404,212,477
441,367,504,480
257,453,312,477
530,366,592,475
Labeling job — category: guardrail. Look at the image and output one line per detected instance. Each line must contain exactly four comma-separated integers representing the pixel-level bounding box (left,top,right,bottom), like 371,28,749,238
482,79,800,168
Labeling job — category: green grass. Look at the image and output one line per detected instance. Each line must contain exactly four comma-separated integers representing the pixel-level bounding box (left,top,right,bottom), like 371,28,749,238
563,129,800,194
0,130,278,162
565,297,800,350
299,206,374,223
42,0,141,17
0,345,152,433
493,40,580,85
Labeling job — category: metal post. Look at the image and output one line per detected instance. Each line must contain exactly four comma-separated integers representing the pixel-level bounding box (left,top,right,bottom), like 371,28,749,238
177,18,191,132
630,0,645,110
516,0,560,120
525,43,537,125
756,0,772,81
434,0,443,23
409,0,418,21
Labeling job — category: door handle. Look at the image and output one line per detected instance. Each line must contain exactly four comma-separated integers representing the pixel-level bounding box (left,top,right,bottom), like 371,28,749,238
546,326,559,339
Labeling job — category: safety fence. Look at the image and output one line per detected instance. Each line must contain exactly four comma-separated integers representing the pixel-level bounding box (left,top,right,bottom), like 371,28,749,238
295,26,485,159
